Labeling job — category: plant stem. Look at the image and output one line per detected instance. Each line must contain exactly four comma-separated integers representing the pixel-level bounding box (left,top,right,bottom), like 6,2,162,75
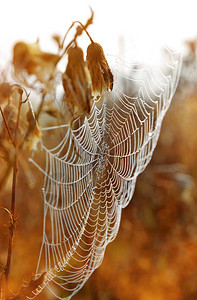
3,89,23,300
4,156,17,300
0,107,14,146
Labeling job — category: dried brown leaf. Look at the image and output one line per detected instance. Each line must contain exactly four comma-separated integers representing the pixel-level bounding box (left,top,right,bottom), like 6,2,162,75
13,41,59,84
0,82,12,105
86,42,113,97
62,46,91,120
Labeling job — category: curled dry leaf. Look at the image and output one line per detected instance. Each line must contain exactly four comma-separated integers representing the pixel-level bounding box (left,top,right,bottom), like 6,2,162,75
24,107,41,153
13,41,60,84
86,42,113,97
0,82,13,105
24,126,41,153
62,45,91,119
52,34,62,48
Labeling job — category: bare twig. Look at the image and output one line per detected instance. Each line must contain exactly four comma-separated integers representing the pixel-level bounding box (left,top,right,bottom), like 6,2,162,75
18,92,45,152
4,88,23,300
72,21,94,43
60,22,75,51
59,7,94,60
0,106,14,146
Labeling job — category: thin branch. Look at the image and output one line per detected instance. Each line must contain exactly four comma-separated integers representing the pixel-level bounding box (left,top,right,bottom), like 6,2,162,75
4,156,17,300
59,8,94,60
18,92,45,152
72,21,94,43
4,89,23,300
13,89,23,146
0,106,14,146
60,22,75,51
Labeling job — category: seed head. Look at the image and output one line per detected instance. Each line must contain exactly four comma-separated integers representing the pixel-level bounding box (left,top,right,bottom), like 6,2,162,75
86,42,113,97
62,46,91,120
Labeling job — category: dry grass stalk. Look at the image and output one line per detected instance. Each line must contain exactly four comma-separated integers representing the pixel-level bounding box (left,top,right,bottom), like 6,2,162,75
0,8,114,299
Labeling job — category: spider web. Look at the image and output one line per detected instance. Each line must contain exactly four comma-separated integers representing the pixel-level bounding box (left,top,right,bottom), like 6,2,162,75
29,45,181,299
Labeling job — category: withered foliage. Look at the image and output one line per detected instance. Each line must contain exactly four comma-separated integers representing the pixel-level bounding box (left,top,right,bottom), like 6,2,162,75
12,11,113,122
0,10,114,300
62,45,91,119
72,49,197,300
0,85,38,192
1,8,197,300
13,41,60,84
0,82,13,105
86,42,113,97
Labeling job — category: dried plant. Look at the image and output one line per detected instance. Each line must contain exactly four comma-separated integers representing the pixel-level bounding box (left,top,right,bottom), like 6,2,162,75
86,42,113,97
0,9,114,299
0,8,182,300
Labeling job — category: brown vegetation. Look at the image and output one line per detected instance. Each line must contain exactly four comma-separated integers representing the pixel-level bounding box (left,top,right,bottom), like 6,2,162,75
0,12,197,300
